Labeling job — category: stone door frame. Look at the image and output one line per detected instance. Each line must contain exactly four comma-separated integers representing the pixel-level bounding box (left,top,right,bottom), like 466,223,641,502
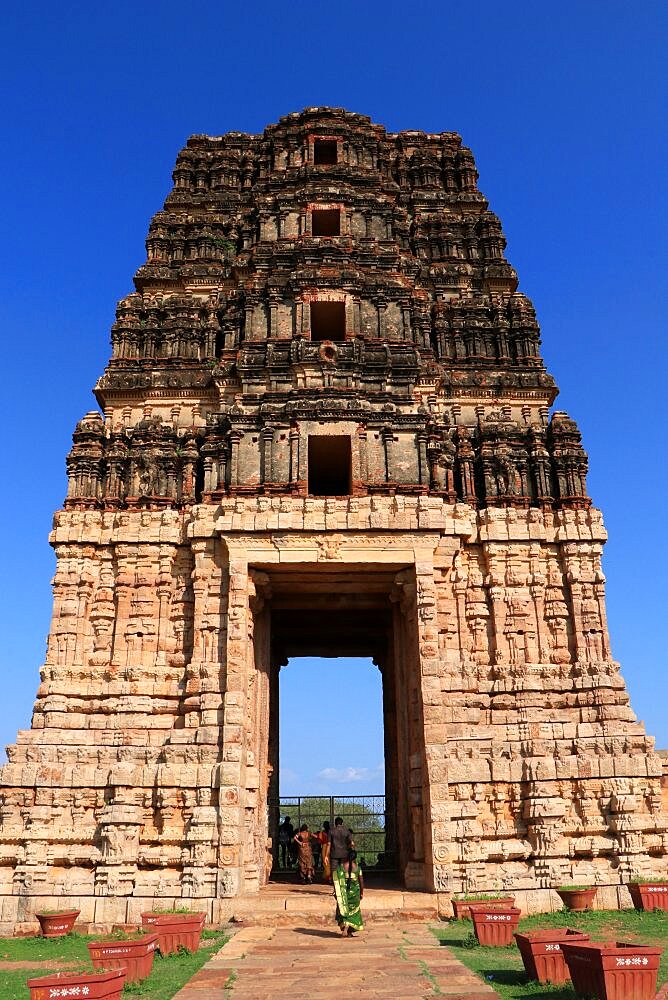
215,527,458,895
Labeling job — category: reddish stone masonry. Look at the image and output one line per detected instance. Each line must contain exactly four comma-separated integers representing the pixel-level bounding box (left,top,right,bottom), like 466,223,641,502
0,108,665,931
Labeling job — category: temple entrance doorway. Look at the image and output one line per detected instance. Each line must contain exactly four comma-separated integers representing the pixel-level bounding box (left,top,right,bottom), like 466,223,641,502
249,561,429,890
274,655,390,879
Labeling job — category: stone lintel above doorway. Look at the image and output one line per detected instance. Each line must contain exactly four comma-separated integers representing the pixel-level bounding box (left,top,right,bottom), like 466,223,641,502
207,495,476,539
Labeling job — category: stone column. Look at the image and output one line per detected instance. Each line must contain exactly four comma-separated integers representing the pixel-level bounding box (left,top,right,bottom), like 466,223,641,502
203,455,215,493
390,581,414,878
381,427,394,483
260,426,274,484
484,548,510,665
247,570,272,888
110,545,136,670
155,545,174,666
456,427,477,503
379,651,398,870
267,656,281,871
413,551,453,894
377,299,387,339
268,295,279,339
417,430,429,486
214,549,252,899
289,423,301,486
353,297,362,336
214,443,226,492
391,553,451,893
184,537,227,730
297,424,308,483
401,302,412,341
180,438,198,501
229,430,243,486
357,424,368,487
243,299,253,342
562,543,586,662
451,555,468,677
300,300,310,337
529,547,548,664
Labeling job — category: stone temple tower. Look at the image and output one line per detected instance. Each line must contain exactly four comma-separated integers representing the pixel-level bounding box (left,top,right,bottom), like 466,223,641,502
1,107,665,929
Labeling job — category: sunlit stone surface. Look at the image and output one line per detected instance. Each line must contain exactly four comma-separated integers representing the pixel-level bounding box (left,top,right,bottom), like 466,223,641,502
1,109,665,930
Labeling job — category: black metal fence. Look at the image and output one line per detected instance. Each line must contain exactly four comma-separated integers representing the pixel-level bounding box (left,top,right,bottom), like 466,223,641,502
270,794,394,873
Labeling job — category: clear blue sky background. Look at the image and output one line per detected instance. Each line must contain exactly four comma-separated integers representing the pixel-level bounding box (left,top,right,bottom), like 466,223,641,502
1,2,666,792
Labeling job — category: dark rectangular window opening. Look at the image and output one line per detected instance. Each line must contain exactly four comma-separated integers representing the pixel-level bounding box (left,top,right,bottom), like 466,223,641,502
311,208,341,237
308,436,352,496
310,301,346,341
313,139,338,165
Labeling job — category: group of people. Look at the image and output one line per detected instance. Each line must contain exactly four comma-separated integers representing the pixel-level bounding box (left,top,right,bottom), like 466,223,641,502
278,815,330,880
277,814,364,935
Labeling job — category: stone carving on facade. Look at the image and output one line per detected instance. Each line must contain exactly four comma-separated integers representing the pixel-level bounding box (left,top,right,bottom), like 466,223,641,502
0,107,665,929
88,558,116,666
463,561,491,666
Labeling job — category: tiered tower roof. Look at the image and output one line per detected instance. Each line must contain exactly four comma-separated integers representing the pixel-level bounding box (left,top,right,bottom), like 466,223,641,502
64,107,587,510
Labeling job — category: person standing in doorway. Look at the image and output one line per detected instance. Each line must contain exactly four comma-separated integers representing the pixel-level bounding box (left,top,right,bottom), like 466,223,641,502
329,816,351,874
320,820,331,880
293,823,317,884
278,815,294,869
312,820,331,880
311,825,323,872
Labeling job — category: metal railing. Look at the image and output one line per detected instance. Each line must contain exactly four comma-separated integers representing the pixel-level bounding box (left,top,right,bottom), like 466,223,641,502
270,794,395,873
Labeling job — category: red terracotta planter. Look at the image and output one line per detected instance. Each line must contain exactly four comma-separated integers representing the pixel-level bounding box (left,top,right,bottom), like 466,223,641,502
88,931,159,983
628,882,668,912
561,940,663,1000
35,909,80,937
514,928,590,984
141,911,206,954
470,905,520,946
451,896,515,920
556,886,597,911
27,968,126,1000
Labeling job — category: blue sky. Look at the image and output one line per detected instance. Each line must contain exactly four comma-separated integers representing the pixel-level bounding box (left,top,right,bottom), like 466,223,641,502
280,658,384,796
1,2,666,788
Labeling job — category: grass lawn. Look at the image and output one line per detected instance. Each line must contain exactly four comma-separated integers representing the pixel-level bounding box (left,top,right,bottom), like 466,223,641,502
0,929,228,1000
433,909,668,1000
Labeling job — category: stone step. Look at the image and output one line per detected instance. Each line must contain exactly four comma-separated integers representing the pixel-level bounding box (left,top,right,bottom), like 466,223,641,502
231,884,438,925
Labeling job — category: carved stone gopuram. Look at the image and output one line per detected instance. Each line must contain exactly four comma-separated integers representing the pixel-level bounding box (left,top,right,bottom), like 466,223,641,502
1,108,666,929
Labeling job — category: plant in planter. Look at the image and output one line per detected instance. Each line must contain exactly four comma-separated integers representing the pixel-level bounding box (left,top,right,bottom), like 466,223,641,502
470,905,521,946
555,884,597,911
27,967,126,1000
35,908,81,937
560,940,663,1000
514,928,590,984
628,879,668,912
88,929,159,983
141,908,206,955
451,894,515,920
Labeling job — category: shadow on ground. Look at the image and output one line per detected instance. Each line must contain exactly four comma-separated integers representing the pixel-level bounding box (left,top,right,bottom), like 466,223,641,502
475,967,576,1000
293,927,342,938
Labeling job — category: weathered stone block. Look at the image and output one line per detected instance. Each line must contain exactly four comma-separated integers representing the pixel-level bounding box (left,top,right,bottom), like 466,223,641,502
0,108,665,928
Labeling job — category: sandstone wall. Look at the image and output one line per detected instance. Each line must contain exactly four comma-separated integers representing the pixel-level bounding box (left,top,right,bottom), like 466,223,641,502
1,497,665,930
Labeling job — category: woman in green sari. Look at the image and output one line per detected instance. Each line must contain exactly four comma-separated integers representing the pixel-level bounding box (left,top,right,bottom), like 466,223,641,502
333,848,364,935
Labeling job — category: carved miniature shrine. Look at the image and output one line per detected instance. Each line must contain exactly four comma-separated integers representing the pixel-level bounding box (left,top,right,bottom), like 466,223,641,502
1,108,665,929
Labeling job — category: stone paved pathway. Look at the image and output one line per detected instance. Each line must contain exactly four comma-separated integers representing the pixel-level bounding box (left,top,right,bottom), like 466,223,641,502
172,921,497,1000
